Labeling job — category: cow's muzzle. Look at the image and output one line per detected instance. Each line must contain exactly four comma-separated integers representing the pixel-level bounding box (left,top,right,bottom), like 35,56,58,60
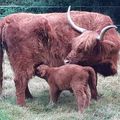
64,59,70,64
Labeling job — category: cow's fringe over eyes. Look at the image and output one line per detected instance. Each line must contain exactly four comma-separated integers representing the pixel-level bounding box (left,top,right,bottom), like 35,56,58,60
73,31,98,53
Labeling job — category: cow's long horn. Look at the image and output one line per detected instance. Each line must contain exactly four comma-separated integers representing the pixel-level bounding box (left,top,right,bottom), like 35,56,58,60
97,25,117,40
67,6,87,33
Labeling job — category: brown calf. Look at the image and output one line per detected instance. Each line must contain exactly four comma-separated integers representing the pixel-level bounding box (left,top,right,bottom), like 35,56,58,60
36,64,98,113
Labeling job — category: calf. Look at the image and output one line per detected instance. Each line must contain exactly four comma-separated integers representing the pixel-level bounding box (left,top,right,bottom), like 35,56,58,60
36,64,98,113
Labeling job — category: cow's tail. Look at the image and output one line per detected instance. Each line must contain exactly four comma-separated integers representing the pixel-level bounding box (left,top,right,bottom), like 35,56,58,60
84,66,98,100
0,19,4,95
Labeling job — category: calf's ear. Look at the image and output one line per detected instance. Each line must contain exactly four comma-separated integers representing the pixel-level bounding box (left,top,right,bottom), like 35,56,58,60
40,69,46,77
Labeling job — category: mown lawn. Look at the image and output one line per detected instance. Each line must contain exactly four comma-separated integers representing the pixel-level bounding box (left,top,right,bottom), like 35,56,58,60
0,52,120,120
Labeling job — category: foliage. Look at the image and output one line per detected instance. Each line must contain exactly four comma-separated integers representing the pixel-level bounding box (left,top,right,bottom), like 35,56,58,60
0,0,120,6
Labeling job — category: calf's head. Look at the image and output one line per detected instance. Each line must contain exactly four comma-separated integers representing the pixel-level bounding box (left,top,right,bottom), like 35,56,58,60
36,65,49,78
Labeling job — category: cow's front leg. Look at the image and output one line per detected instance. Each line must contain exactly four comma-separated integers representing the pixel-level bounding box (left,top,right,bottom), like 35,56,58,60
14,77,28,106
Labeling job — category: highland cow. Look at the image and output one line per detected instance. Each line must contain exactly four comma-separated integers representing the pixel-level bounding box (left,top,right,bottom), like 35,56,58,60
0,6,120,106
36,64,98,113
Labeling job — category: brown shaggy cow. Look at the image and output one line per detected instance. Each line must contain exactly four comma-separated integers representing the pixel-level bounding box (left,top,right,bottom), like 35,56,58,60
36,64,98,113
0,6,120,106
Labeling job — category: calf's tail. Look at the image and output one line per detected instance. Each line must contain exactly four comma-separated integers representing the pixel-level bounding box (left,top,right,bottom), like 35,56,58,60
84,66,98,100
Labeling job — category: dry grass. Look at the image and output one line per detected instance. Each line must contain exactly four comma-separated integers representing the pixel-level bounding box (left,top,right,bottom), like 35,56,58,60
0,51,120,120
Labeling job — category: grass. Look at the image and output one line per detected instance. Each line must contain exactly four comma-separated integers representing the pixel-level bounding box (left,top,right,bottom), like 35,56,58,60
0,52,120,120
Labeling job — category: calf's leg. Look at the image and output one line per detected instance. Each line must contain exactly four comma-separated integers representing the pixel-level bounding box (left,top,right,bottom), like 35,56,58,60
71,84,87,113
74,89,86,113
84,86,91,108
48,84,61,106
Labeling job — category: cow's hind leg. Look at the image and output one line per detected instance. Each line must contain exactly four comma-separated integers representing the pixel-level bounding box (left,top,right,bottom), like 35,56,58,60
0,41,3,95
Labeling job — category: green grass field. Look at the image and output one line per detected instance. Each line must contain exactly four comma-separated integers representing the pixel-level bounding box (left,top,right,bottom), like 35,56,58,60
0,52,120,120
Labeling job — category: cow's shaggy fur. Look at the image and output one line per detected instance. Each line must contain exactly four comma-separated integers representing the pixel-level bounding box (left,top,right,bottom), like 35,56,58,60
0,11,120,106
36,64,98,113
